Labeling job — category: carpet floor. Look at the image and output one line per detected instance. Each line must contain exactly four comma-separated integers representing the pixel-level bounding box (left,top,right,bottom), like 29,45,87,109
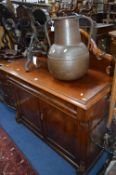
0,127,37,175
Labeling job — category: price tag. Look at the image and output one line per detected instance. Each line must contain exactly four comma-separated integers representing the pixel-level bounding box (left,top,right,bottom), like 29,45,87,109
14,44,18,51
51,25,54,32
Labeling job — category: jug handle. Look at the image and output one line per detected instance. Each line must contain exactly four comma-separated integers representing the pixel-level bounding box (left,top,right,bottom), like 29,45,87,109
75,14,94,48
44,19,52,47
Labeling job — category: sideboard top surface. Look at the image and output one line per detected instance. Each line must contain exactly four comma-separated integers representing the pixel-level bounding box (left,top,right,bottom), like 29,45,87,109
0,58,112,109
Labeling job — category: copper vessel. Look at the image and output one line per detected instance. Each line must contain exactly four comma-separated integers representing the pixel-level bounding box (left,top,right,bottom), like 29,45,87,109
48,15,93,81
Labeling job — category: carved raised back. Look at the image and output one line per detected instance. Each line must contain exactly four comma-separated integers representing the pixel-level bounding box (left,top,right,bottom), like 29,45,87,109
80,29,115,76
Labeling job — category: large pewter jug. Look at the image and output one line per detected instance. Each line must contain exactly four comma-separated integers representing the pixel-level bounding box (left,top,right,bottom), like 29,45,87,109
48,15,93,81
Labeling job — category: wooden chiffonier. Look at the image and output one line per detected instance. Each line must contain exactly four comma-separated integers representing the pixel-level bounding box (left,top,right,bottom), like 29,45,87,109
0,30,114,174
0,47,114,174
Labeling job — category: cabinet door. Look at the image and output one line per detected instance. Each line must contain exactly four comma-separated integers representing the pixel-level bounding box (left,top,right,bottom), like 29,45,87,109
3,80,16,109
14,83,42,133
0,72,16,108
40,100,79,160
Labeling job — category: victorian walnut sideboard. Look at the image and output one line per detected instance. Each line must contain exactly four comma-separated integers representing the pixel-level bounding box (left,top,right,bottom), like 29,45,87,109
0,30,115,174
0,51,114,174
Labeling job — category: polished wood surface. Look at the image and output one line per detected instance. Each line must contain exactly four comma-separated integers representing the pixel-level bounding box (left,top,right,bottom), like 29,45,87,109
0,58,112,109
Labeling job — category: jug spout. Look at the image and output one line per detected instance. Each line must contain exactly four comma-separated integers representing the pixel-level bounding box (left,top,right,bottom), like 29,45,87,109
53,16,81,46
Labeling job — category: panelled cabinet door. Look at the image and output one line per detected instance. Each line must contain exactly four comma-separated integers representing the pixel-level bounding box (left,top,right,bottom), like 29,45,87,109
3,80,16,108
0,73,16,108
40,100,79,161
14,84,42,132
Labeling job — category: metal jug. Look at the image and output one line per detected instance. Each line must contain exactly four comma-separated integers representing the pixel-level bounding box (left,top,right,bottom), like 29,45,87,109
47,14,93,81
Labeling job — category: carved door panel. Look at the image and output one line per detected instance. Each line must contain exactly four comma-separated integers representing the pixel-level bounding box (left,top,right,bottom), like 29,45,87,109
0,72,16,108
14,84,42,132
40,100,79,160
3,80,16,108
